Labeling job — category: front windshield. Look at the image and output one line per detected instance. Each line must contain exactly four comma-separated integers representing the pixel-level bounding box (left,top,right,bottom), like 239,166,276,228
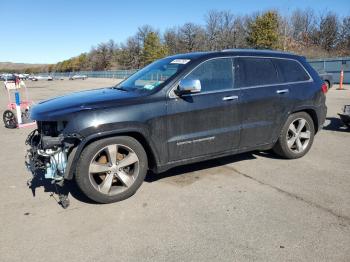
115,57,190,92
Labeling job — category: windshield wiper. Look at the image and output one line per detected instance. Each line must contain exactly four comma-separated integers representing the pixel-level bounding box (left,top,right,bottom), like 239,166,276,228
112,86,129,91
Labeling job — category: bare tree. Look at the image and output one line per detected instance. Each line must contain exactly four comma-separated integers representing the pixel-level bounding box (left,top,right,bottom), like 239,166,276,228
338,16,350,55
178,23,206,52
217,11,236,49
205,10,221,50
164,27,181,54
233,15,250,48
205,10,238,50
137,25,156,46
118,36,143,69
319,12,340,52
89,42,114,70
291,8,316,45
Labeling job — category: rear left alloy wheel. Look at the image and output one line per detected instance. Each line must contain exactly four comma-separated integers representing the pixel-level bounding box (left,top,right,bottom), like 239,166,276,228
75,136,148,203
273,112,315,159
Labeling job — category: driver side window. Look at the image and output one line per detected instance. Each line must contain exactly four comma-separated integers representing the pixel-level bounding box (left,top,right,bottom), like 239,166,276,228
184,58,233,92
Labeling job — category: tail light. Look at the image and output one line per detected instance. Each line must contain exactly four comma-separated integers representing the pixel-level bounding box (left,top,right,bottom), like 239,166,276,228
321,82,328,94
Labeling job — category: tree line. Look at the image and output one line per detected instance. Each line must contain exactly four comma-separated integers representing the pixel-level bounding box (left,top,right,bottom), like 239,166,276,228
23,8,350,73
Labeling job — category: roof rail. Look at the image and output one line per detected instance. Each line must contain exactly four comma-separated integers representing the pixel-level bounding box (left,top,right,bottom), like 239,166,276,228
221,48,293,55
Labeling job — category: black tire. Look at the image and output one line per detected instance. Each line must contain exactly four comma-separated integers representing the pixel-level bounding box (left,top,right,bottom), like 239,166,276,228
273,112,315,159
3,110,17,129
75,136,148,203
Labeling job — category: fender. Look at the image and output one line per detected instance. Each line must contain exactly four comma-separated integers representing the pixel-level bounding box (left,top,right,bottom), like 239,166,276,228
292,104,318,113
273,105,321,144
291,105,322,132
64,127,160,180
274,105,320,142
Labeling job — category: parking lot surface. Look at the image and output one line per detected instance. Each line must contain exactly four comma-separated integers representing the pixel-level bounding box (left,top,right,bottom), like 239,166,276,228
0,79,349,262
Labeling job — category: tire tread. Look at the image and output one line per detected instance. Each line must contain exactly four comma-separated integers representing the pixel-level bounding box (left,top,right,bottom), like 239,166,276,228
75,136,148,204
273,112,315,159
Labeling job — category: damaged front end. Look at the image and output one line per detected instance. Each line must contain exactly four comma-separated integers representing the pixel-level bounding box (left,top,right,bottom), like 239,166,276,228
25,121,81,207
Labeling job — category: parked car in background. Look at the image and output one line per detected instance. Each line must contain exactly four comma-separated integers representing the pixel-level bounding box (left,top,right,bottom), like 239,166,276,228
1,74,16,81
31,75,53,81
18,73,29,80
53,76,65,80
317,70,333,89
69,74,87,80
28,75,35,81
26,49,327,204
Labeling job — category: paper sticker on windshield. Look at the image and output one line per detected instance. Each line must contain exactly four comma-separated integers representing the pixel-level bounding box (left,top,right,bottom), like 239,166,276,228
171,59,190,64
144,84,155,90
143,81,162,90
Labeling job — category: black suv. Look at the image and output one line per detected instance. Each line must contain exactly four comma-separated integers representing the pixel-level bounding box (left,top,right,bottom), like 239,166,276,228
26,49,327,204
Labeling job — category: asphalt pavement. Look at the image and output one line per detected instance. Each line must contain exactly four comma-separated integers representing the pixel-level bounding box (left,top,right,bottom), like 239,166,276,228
0,79,349,262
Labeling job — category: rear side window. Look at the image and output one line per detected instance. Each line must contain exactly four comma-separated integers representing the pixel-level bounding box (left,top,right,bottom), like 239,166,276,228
235,57,280,88
272,59,310,82
184,58,233,92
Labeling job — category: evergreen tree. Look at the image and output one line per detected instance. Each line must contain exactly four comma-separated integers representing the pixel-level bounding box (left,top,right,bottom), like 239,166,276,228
247,11,279,49
142,32,168,65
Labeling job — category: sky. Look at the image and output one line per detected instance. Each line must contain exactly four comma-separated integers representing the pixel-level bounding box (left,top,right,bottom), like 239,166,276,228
0,0,349,64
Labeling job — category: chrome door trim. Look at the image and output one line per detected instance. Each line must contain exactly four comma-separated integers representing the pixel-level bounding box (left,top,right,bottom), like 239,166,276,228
276,89,290,94
168,55,314,98
168,56,235,99
222,95,239,101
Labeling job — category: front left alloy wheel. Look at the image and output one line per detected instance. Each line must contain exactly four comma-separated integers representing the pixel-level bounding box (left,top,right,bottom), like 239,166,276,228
75,136,148,203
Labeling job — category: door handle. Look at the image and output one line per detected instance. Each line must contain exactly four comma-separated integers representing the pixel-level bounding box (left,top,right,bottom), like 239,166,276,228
276,89,289,94
222,95,238,101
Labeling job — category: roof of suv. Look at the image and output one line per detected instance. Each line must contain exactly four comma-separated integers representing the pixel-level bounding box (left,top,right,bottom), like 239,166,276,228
168,49,302,61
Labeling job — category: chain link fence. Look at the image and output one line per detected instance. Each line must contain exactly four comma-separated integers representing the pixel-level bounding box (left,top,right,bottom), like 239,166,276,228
43,70,137,80
308,57,350,84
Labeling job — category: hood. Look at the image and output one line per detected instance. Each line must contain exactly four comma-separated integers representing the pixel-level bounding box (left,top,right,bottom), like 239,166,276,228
30,87,142,120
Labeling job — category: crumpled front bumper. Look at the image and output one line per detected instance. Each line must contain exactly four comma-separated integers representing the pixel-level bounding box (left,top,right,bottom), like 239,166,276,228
25,130,74,181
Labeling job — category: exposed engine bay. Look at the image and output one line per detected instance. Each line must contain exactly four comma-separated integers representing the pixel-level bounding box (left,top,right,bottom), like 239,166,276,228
25,121,79,208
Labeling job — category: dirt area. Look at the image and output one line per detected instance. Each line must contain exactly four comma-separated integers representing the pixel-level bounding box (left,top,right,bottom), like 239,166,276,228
0,79,349,262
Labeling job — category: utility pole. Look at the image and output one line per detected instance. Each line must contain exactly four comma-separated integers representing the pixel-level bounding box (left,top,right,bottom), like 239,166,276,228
283,2,290,51
283,20,287,51
233,30,237,48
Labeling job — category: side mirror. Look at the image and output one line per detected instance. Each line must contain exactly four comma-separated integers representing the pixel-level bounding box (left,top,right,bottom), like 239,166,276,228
176,79,201,95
